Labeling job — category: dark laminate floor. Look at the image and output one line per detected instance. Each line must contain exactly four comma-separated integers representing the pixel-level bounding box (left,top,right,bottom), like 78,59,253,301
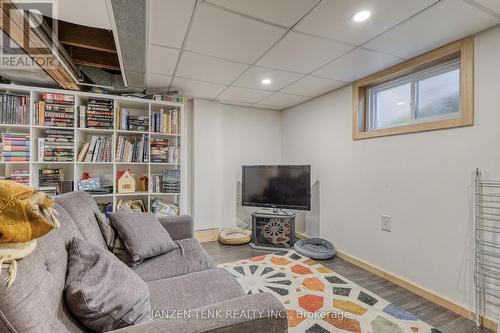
202,241,492,333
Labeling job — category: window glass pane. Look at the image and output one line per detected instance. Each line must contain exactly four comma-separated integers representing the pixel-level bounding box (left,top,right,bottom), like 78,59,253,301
374,83,411,129
416,68,460,118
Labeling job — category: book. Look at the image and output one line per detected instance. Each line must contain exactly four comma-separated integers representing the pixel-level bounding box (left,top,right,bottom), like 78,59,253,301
0,94,29,125
78,105,87,128
77,142,90,162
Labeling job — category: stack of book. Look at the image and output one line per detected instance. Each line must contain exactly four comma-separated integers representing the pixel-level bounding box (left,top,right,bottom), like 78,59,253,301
128,115,149,131
0,93,29,125
150,138,169,163
34,93,75,127
38,168,64,194
117,108,149,131
161,169,180,193
77,136,112,162
86,98,114,129
1,132,30,161
115,135,149,162
39,129,74,162
151,108,179,134
150,138,178,163
9,169,29,184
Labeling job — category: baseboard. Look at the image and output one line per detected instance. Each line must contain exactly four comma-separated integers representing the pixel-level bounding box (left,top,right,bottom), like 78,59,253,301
335,250,498,332
194,228,219,243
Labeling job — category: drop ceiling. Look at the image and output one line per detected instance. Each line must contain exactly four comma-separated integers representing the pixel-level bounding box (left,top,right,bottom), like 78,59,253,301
146,0,500,111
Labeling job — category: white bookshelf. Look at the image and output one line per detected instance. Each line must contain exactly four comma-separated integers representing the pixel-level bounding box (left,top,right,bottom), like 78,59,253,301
0,83,187,214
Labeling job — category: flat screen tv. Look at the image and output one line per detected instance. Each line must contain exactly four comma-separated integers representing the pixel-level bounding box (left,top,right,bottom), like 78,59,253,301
242,165,310,211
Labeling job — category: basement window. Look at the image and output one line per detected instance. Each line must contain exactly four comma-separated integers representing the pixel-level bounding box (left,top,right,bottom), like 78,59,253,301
368,59,460,130
352,37,474,140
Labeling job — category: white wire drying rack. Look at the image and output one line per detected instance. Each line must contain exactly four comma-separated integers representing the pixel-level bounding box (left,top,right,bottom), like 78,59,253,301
474,169,500,333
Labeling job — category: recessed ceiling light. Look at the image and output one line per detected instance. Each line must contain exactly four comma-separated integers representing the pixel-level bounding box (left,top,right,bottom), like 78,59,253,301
353,10,371,22
261,78,272,85
396,102,405,106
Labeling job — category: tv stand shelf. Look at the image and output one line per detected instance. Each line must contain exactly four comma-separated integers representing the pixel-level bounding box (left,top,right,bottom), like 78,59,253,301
250,210,296,250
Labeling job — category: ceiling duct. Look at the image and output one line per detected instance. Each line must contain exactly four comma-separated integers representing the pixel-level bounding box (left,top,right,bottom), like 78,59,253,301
77,0,146,93
103,0,146,92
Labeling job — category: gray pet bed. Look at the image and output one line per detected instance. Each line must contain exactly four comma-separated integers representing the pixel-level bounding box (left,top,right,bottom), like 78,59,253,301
294,238,336,260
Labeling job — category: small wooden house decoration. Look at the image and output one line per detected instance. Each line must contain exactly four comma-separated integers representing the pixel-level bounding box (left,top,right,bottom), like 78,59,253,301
117,169,135,193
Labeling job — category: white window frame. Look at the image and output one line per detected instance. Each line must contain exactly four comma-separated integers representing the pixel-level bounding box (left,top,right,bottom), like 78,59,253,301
367,59,461,131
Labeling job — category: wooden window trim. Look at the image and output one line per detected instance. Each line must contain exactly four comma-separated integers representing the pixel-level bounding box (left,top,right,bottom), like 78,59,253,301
352,36,474,140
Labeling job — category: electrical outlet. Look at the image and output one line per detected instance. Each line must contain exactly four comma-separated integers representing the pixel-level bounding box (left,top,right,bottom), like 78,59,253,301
381,215,392,232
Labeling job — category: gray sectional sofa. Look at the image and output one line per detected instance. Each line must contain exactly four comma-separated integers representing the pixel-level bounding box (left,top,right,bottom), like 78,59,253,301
0,192,287,333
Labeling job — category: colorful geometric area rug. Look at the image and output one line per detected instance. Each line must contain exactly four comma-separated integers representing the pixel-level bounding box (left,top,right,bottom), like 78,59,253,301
219,250,442,333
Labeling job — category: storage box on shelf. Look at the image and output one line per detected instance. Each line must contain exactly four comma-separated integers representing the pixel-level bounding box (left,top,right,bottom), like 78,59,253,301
0,83,186,215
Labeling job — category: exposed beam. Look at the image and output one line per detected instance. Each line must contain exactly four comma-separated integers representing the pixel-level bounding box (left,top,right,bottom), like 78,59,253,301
0,0,80,90
65,45,120,71
57,20,117,54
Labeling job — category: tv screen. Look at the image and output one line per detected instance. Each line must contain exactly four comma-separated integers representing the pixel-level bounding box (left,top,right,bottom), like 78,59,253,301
242,165,311,210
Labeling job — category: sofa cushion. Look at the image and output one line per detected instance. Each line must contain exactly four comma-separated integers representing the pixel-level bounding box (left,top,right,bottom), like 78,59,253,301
65,238,151,332
0,203,86,333
132,238,216,282
55,191,108,249
148,268,245,312
109,211,178,265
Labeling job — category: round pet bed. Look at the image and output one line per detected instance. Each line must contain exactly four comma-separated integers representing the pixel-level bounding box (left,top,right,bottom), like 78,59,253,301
218,227,251,245
294,238,336,260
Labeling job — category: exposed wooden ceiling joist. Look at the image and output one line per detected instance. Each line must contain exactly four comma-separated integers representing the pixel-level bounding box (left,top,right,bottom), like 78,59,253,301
57,20,117,54
65,45,120,71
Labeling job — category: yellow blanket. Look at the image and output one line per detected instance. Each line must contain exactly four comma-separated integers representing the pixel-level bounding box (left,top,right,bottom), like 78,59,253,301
0,180,58,243
0,180,60,287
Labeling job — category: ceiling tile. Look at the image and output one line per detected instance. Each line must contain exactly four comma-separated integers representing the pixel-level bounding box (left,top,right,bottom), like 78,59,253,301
149,0,196,48
172,77,227,99
296,0,438,46
176,51,249,84
258,92,310,107
147,45,180,75
219,87,273,103
253,104,286,111
205,0,320,27
313,48,401,82
233,66,303,91
281,75,345,97
257,32,353,74
466,0,500,16
146,73,172,93
58,0,111,29
364,0,500,59
185,4,286,63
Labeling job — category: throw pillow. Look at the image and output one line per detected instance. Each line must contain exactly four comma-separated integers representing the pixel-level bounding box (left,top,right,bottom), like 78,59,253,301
108,211,178,264
94,212,134,266
65,237,151,332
